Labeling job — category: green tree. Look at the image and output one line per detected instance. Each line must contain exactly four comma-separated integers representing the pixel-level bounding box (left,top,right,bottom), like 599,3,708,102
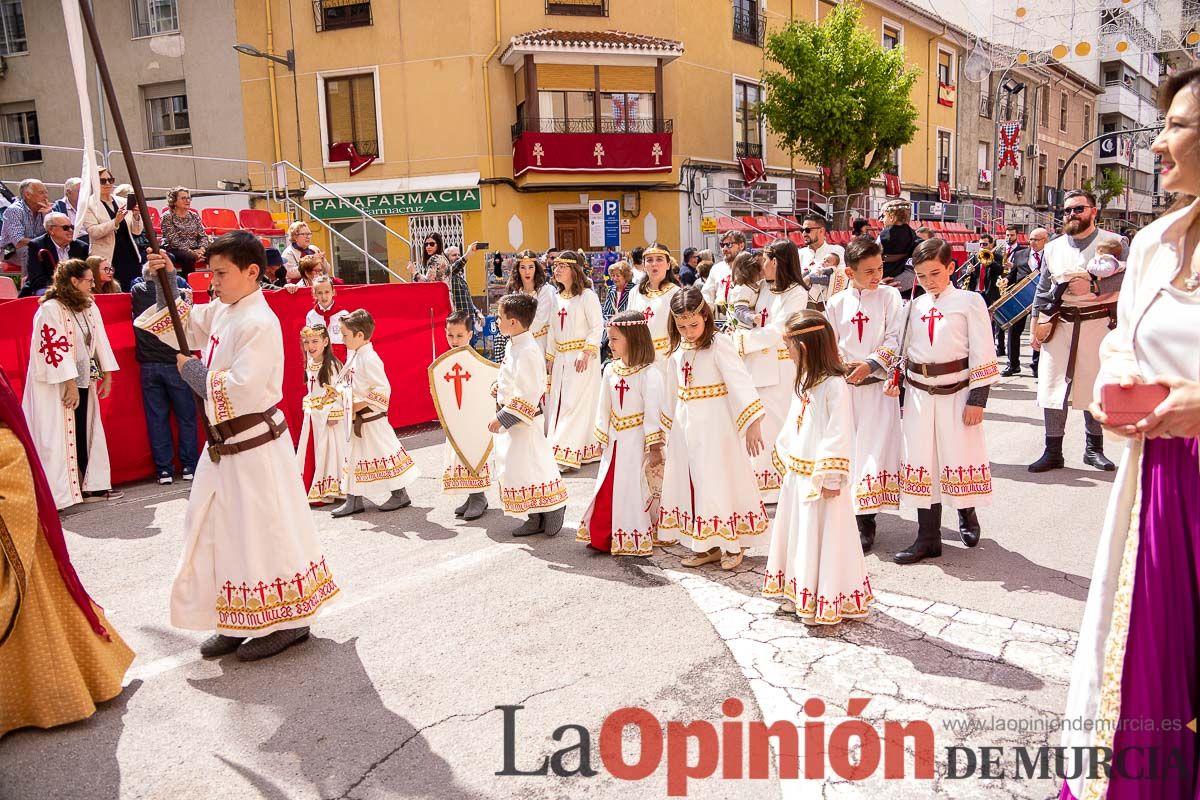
1081,167,1128,213
760,0,920,229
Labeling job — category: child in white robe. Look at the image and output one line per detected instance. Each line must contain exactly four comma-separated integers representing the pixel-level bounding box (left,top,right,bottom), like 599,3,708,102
824,236,903,553
890,238,998,564
728,251,764,331
137,234,338,661
331,309,422,517
545,250,604,470
625,242,682,372
578,311,665,556
296,324,348,505
22,258,123,509
441,311,492,521
303,276,350,362
762,310,871,625
659,287,767,571
488,293,568,536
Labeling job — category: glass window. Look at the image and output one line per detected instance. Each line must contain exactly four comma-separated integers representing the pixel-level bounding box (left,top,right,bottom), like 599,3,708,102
536,91,595,132
937,50,953,85
882,24,900,51
734,80,762,158
978,141,990,184
330,218,389,286
937,130,951,181
1040,85,1050,127
315,0,372,31
325,73,379,157
0,102,39,164
0,0,26,55
131,0,179,37
144,83,190,148
601,92,655,132
1060,91,1069,131
1083,104,1091,140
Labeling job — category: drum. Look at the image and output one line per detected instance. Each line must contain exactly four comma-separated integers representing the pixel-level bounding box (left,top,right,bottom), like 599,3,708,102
989,274,1037,330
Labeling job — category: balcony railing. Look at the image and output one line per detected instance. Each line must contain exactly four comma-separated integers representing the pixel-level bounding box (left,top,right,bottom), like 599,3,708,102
313,0,372,32
733,7,766,46
545,0,608,15
736,141,763,159
511,117,673,139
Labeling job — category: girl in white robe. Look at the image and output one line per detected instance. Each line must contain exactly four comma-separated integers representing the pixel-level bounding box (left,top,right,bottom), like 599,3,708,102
135,244,337,660
578,312,665,556
891,238,999,565
626,242,682,374
545,251,604,470
762,310,871,625
659,287,767,571
295,324,349,504
493,249,557,362
824,238,903,552
733,239,812,504
22,258,122,509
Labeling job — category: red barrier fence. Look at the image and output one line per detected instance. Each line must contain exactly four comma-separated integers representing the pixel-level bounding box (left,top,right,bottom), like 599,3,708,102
0,283,451,485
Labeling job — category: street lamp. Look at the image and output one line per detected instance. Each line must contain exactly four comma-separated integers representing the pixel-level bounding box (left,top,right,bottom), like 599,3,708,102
233,43,295,71
989,72,1025,235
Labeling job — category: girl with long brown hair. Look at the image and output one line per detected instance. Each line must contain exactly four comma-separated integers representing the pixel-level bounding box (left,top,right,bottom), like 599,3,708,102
761,310,870,626
297,324,349,505
545,250,604,470
21,258,123,508
658,287,766,570
495,249,557,361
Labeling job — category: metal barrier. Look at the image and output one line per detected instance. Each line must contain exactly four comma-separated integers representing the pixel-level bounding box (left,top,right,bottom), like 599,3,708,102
105,149,272,195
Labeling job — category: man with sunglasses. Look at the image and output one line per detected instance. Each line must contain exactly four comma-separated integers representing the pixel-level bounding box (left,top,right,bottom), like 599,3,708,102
797,213,847,309
1028,189,1127,473
702,230,746,321
19,212,87,297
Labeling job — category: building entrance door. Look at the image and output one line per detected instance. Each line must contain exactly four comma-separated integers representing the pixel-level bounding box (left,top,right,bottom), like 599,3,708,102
553,209,588,251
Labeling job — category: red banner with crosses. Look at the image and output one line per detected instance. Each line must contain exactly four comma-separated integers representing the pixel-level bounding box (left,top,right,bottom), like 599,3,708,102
0,283,450,485
998,122,1021,170
513,132,673,177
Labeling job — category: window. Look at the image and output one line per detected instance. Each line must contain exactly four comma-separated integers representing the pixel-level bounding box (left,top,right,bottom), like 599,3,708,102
131,0,178,37
408,213,464,266
886,146,902,177
733,0,763,46
1057,158,1066,187
937,50,953,86
600,92,655,133
1038,153,1048,193
538,90,595,132
936,130,952,183
882,23,901,51
728,178,777,205
1080,163,1088,186
978,141,990,186
1071,163,1078,188
330,218,390,286
734,80,763,158
1039,85,1050,128
545,0,607,15
0,0,26,55
0,102,39,164
323,72,380,160
1059,90,1069,132
143,82,189,148
1083,104,1091,140
314,0,372,32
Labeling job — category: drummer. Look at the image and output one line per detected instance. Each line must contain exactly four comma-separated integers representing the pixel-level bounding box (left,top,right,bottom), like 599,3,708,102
998,228,1034,377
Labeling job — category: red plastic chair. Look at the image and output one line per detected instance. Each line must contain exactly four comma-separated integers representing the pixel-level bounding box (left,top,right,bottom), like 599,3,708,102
0,276,17,300
187,270,212,293
201,208,240,235
240,208,285,236
788,231,805,247
755,215,786,231
146,206,162,233
751,232,771,249
716,217,753,233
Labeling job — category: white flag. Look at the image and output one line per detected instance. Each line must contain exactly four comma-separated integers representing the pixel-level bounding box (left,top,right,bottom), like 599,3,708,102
61,0,100,223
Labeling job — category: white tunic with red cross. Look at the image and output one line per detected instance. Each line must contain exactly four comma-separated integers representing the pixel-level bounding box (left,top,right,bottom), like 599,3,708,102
545,288,604,468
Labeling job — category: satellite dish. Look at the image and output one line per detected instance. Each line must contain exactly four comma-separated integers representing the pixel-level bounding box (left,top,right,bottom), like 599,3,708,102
964,40,992,83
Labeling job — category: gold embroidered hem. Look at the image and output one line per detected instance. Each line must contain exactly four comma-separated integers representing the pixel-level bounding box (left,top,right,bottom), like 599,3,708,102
969,361,1000,384
594,427,610,446
735,399,764,432
652,336,669,353
307,475,346,501
354,450,417,483
208,369,236,422
644,430,666,449
854,473,901,512
442,463,492,492
609,411,645,432
761,573,874,624
552,442,603,469
678,382,729,402
213,563,339,632
503,397,539,423
500,480,568,513
575,523,654,556
657,505,769,543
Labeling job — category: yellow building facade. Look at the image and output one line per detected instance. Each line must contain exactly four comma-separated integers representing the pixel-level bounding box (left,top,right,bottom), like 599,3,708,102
232,0,965,292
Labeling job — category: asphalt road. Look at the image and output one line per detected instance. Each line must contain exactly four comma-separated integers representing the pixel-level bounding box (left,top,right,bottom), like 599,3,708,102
0,367,1118,800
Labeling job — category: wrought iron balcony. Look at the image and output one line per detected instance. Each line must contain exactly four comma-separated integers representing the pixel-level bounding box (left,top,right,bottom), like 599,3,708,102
511,116,673,139
736,141,763,159
733,7,766,46
545,0,608,15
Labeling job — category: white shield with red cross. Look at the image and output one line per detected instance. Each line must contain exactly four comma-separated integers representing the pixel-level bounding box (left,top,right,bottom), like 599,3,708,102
428,346,500,478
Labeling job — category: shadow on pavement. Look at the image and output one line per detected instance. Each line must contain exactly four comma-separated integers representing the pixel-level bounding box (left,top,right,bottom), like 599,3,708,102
0,679,144,800
484,523,670,590
62,490,183,540
991,460,1118,488
188,637,479,800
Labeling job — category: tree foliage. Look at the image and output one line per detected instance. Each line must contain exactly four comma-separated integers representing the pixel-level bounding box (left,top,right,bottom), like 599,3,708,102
1081,167,1128,213
760,1,920,221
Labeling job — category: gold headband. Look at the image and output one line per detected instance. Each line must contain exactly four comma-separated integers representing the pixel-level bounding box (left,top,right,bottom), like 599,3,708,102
516,255,538,265
300,325,327,337
783,324,826,339
643,246,670,259
671,310,705,322
553,256,577,267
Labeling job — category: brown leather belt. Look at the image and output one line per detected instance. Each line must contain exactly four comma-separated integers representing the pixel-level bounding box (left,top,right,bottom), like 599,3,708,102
810,301,826,312
853,376,884,386
1059,301,1119,411
907,377,970,395
907,357,970,378
207,410,287,462
1060,302,1118,325
353,410,387,437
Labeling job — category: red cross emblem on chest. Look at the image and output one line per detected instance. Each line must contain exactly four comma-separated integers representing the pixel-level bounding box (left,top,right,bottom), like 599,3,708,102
642,307,654,322
444,363,472,409
206,335,220,367
614,378,630,408
720,276,732,300
851,310,870,342
38,324,70,368
759,308,769,327
681,361,693,386
796,392,812,431
558,307,569,330
921,307,943,345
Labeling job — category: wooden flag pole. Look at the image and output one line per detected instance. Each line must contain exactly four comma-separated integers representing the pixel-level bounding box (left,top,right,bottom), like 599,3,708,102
76,0,190,355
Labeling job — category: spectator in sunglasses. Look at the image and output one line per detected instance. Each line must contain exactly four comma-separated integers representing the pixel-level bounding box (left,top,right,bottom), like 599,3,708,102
89,255,123,294
282,221,323,283
81,167,143,290
20,211,87,297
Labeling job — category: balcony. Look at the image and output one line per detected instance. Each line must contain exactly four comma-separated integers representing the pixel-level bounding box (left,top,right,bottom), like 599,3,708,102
511,117,674,178
545,0,608,15
736,141,763,159
733,7,766,46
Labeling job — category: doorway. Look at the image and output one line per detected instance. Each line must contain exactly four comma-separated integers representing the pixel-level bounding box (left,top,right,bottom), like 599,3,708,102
553,209,588,251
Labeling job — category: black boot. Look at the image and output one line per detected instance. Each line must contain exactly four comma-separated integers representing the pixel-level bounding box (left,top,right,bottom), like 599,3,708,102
1028,436,1065,473
462,492,488,521
957,507,981,547
513,514,544,537
894,504,943,564
856,514,876,553
1083,433,1116,472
